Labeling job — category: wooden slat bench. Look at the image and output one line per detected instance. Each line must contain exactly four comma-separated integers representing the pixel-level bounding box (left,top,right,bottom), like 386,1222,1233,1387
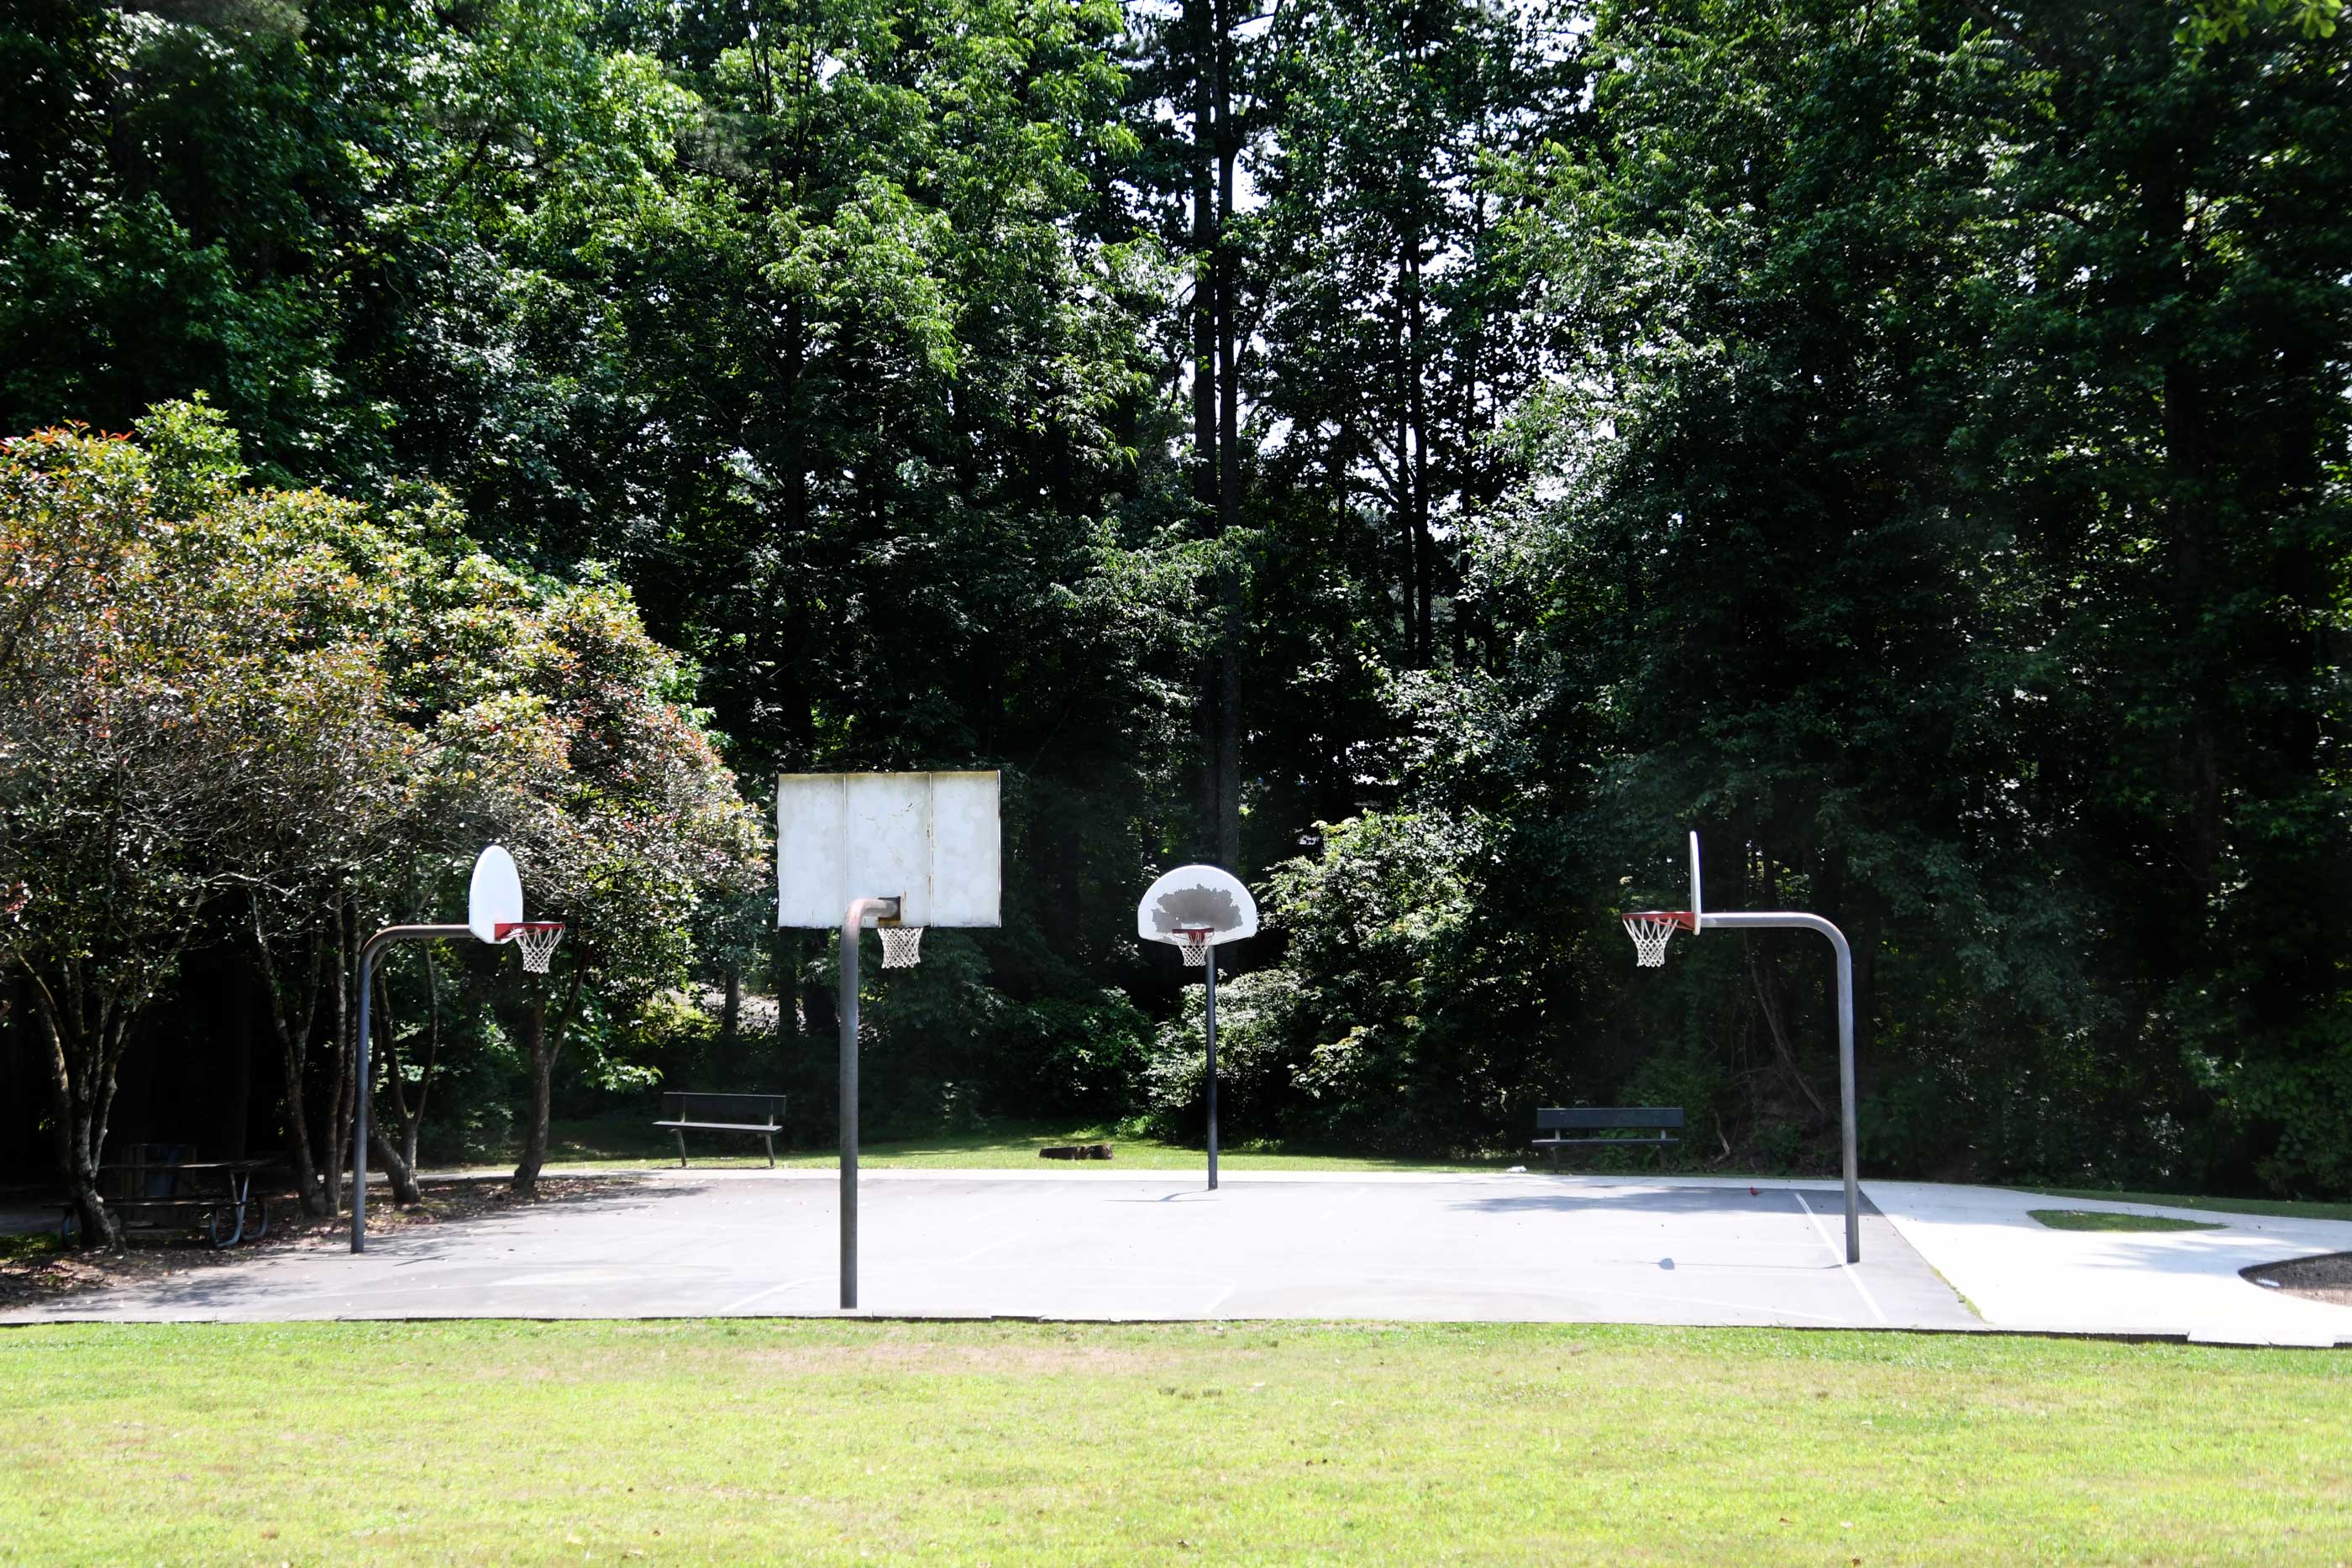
654,1093,787,1167
1532,1107,1683,1170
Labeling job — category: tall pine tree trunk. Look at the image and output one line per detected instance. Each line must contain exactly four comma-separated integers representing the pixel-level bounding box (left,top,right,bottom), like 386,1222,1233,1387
1404,227,1433,667
1188,0,1226,863
1213,0,1242,869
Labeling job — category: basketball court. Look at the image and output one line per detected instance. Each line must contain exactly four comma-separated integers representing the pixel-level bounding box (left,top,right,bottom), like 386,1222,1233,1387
22,791,2335,1343
0,1170,1977,1329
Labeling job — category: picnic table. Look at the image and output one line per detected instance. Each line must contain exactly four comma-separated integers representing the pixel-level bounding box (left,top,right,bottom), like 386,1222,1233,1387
61,1154,285,1247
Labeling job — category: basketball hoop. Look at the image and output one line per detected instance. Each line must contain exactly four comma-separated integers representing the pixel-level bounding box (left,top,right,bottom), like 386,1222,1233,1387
498,921,565,973
1172,927,1210,967
1622,911,1693,968
879,925,924,968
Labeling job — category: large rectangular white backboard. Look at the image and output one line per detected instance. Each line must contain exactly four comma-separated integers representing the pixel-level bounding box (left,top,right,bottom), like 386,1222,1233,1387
776,771,1001,929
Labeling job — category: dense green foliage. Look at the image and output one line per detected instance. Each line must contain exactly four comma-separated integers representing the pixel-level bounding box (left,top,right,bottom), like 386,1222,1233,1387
1,408,761,1232
2,0,2344,1198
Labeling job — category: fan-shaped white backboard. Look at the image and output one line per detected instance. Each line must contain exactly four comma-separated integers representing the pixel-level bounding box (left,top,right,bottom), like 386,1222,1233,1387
776,771,1001,929
468,845,523,943
1137,864,1258,948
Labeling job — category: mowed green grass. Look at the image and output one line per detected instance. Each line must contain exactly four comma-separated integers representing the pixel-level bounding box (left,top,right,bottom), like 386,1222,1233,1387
2026,1187,2352,1225
2029,1209,2228,1234
504,1117,1520,1174
3,1321,2345,1565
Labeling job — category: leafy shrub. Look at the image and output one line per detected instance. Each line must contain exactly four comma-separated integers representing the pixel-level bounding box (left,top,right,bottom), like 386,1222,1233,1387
855,932,1009,1131
1138,967,1305,1142
998,990,1154,1121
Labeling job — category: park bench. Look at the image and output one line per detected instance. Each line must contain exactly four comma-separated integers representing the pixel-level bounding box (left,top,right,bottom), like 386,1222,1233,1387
654,1092,787,1167
1532,1107,1683,1170
60,1151,283,1247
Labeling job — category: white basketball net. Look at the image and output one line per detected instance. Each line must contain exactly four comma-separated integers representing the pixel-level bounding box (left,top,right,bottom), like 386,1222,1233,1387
879,925,925,969
1178,929,1211,968
510,923,564,974
1623,915,1684,968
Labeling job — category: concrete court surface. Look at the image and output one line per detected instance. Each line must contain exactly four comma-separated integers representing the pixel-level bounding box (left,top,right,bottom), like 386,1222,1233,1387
3,1170,1975,1330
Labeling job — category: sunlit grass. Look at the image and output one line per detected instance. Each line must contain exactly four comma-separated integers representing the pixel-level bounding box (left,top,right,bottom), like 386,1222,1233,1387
2025,1187,2352,1225
0,1233,61,1265
2029,1209,2227,1233
477,1116,1528,1175
2,1319,2345,1565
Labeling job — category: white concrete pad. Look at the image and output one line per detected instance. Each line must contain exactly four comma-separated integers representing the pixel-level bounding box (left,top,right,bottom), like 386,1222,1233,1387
1867,1181,2352,1347
1,1172,1975,1329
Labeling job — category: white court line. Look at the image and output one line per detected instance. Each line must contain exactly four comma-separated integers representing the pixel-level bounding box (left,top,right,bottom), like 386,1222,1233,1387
715,1276,825,1314
1794,1192,1886,1324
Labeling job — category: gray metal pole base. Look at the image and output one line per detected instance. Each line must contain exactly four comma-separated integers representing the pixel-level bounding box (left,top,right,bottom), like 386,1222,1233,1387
838,896,897,1310
1205,947,1219,1192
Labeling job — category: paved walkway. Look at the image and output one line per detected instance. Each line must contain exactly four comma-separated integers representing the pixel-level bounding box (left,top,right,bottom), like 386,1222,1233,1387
1867,1181,2352,1347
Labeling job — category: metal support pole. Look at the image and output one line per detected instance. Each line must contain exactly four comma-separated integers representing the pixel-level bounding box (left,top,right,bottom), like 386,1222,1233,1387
1204,947,1219,1192
1833,930,1858,1263
839,896,896,1310
350,924,470,1254
1695,910,1860,1262
353,948,372,1254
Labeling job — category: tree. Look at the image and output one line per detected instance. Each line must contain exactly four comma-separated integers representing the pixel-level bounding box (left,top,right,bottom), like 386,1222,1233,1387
1950,0,2352,1188
1473,0,2352,1188
1254,0,1572,669
0,403,405,1241
1123,0,1268,866
492,580,767,1195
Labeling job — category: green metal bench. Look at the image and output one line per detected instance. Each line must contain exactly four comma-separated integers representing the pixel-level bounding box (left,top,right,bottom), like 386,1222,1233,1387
1532,1107,1683,1169
654,1093,786,1167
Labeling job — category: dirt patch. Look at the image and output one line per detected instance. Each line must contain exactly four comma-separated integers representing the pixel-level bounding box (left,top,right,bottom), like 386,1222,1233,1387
0,1176,642,1312
2242,1251,2352,1309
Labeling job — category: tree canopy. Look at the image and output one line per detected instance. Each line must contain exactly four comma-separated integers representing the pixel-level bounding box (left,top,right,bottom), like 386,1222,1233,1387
2,0,2345,1212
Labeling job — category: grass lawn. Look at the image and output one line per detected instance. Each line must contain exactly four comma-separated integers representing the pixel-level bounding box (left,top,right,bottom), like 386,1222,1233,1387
2024,1187,2352,1225
493,1116,1529,1175
2,1322,2345,1565
2029,1209,2228,1234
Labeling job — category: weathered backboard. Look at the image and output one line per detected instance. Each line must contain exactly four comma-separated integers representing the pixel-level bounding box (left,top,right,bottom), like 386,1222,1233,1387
1137,863,1258,948
776,771,1001,929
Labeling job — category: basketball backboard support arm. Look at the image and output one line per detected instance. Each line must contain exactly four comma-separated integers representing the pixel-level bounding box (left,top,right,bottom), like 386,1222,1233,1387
1694,909,1860,1263
349,846,559,1253
350,923,470,1253
1624,833,1860,1262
